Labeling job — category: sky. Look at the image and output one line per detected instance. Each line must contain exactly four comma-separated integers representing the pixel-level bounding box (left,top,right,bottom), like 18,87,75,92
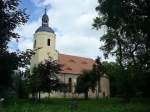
9,0,113,61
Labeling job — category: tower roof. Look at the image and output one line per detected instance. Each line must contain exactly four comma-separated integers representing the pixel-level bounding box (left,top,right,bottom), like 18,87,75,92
35,26,54,33
35,8,54,33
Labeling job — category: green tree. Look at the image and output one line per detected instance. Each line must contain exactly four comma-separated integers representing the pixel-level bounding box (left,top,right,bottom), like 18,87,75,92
29,59,62,100
0,51,19,98
18,49,35,68
0,0,28,49
100,62,121,96
13,70,29,98
101,61,145,100
93,0,150,69
75,57,104,99
93,56,103,98
93,0,150,97
0,0,28,98
75,70,97,99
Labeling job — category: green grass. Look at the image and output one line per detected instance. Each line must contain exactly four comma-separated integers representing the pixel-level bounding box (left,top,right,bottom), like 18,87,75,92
0,98,150,112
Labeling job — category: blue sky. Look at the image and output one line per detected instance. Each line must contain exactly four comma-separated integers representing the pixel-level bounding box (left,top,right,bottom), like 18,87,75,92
20,0,42,22
9,0,114,61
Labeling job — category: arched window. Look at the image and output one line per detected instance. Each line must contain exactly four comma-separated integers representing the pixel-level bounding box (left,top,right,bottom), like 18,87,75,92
68,78,72,92
47,39,50,46
34,40,36,48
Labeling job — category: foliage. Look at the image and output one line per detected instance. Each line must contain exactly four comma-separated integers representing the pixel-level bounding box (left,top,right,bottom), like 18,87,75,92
93,56,103,96
54,82,69,93
93,0,150,98
0,0,28,49
93,0,150,69
75,57,104,99
0,0,28,98
101,61,148,101
18,49,35,68
12,70,29,99
100,62,121,96
29,59,62,100
0,51,19,98
75,70,97,99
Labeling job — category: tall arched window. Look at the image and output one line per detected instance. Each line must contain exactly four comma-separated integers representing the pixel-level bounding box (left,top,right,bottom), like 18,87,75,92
47,39,50,46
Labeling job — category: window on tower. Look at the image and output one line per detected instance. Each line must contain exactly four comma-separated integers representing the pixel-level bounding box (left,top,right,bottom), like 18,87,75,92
47,39,50,46
34,40,36,48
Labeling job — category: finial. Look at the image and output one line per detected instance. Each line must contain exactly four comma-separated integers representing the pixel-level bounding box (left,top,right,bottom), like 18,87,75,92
45,8,47,14
42,7,49,27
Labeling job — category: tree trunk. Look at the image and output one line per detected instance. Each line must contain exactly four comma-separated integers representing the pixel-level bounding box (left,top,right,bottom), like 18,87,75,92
49,92,51,97
84,91,88,100
117,39,123,68
64,91,66,98
38,91,41,101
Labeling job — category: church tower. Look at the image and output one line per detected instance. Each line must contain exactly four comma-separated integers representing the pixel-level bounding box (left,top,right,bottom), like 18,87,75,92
30,9,58,70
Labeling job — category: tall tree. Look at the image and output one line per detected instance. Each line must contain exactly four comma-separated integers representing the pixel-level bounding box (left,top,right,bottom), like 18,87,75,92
75,70,97,99
0,0,28,98
0,0,28,49
93,0,150,97
76,57,103,99
29,59,62,100
93,0,150,70
93,56,103,98
0,51,19,97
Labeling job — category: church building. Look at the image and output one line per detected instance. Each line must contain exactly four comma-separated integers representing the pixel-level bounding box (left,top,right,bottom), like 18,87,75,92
30,10,110,98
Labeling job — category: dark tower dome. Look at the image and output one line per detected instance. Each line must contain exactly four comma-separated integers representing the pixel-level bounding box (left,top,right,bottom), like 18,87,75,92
35,8,54,33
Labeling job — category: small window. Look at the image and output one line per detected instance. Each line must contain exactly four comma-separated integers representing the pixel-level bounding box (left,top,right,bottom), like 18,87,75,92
34,40,36,48
47,39,50,46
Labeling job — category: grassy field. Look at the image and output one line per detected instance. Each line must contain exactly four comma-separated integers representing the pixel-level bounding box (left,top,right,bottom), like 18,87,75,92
0,98,150,112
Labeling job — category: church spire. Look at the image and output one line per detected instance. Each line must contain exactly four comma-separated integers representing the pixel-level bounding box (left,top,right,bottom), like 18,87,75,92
42,8,49,27
45,8,47,14
35,8,54,33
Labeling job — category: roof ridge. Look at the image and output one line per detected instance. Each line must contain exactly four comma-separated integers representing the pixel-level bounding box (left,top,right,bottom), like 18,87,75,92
59,53,94,61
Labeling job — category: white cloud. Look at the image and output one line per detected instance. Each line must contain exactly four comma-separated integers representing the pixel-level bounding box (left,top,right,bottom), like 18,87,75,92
15,19,41,39
18,38,33,51
13,0,115,61
56,34,103,59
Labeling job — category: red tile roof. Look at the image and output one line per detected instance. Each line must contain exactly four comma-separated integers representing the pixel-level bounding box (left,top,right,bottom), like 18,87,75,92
58,53,95,74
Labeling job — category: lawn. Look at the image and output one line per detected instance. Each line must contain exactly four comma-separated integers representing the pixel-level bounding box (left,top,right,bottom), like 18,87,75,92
0,98,150,112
